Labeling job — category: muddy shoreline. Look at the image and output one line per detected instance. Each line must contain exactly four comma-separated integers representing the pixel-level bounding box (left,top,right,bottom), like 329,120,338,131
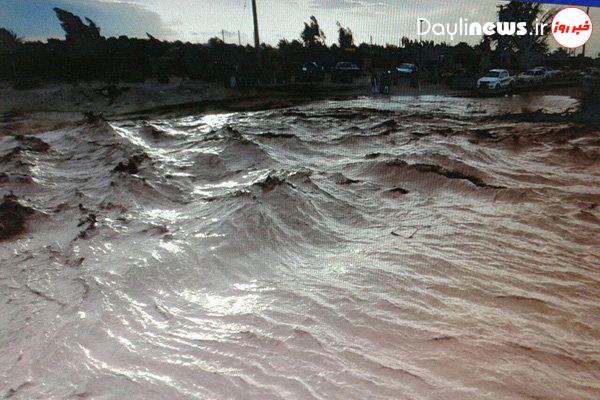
1,80,598,137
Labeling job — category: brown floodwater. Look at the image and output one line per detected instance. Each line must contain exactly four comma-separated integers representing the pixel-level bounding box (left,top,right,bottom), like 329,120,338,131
0,94,599,399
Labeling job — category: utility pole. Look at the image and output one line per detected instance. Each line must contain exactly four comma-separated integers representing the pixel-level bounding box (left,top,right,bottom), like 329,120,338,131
251,0,262,66
582,6,590,57
418,19,423,69
222,29,225,43
238,30,242,46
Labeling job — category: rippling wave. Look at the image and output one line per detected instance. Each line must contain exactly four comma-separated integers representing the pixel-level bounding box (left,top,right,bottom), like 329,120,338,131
1,95,599,399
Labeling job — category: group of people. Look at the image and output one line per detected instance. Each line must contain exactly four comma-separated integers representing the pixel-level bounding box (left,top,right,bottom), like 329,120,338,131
370,69,420,94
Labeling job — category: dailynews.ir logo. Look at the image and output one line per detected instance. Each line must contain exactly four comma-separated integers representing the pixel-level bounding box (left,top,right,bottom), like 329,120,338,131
552,7,593,49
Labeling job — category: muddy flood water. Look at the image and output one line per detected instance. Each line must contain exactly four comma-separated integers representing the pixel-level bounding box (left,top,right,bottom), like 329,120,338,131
1,94,599,399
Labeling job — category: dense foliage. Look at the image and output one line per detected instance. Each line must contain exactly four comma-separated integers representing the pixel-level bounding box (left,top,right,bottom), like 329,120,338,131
0,3,595,86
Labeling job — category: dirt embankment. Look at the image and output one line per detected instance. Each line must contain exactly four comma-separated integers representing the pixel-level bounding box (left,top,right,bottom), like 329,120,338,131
489,88,600,125
0,79,374,134
0,80,240,117
1,79,597,136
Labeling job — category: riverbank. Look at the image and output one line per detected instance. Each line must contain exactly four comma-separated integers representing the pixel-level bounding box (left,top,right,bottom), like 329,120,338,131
1,78,597,137
0,78,455,135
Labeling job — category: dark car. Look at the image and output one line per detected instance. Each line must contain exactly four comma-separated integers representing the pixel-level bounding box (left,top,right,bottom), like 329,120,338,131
396,63,418,75
391,63,419,85
331,62,361,83
582,67,600,88
297,62,324,83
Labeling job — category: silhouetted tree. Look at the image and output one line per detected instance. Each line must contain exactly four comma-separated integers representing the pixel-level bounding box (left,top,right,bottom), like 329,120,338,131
0,28,21,46
301,16,325,47
208,37,225,48
0,28,21,80
54,8,102,42
491,1,554,68
0,6,595,86
337,22,354,49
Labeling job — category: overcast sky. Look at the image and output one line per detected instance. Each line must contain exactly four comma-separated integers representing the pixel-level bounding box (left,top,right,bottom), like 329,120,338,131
1,0,598,55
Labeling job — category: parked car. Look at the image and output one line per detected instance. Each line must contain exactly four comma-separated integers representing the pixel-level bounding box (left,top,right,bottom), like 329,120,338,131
517,69,547,86
533,66,561,78
477,69,515,91
582,68,600,87
580,67,600,78
331,62,361,83
297,62,324,83
396,63,418,75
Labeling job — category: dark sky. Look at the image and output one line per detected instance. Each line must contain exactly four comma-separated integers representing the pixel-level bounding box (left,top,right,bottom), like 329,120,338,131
1,0,597,55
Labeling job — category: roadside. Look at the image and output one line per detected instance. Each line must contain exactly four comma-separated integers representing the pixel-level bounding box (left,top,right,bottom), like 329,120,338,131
0,78,463,135
0,77,598,136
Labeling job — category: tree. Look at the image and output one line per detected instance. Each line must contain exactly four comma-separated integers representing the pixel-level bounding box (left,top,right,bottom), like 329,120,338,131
0,28,21,45
208,37,225,47
0,28,22,52
0,27,21,76
301,16,325,47
490,1,554,68
53,8,102,43
337,22,354,49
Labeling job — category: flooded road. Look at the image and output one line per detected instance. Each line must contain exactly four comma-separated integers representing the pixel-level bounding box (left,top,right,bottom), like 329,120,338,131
1,95,599,399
